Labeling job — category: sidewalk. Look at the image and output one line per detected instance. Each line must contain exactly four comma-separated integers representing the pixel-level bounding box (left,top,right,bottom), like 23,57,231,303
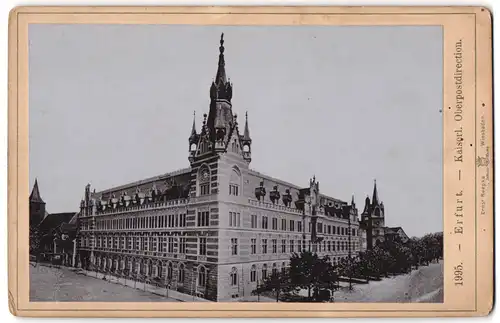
79,269,210,302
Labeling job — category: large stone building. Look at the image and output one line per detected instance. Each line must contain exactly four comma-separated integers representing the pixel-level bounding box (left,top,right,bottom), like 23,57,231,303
76,34,362,301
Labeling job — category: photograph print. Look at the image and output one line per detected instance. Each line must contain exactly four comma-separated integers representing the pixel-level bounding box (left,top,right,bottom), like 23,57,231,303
28,24,443,303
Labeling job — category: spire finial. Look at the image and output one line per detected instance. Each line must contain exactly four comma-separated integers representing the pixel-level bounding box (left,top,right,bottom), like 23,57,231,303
215,33,227,84
372,179,379,205
190,110,197,137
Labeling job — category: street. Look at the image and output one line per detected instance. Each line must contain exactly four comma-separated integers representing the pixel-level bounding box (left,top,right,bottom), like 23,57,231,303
333,260,443,302
30,264,181,302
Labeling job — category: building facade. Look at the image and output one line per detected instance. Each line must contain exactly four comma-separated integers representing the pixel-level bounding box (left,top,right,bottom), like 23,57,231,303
76,34,362,301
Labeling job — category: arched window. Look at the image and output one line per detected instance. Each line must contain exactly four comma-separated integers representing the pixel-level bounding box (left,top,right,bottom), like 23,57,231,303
167,262,173,280
198,165,210,196
262,264,268,280
178,263,185,283
250,265,257,282
230,267,238,286
272,263,278,276
156,261,162,277
281,262,286,274
229,167,241,196
198,266,207,287
147,260,153,276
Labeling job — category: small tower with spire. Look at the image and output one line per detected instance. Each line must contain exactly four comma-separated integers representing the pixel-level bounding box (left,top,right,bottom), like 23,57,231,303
360,179,385,250
30,178,46,228
240,111,252,162
188,111,199,163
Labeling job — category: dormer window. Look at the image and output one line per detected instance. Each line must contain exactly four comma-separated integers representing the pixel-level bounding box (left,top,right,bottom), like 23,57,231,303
255,180,266,201
269,185,281,204
282,189,292,207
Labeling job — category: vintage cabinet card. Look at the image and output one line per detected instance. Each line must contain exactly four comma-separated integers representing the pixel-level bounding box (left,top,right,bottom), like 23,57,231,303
7,5,493,317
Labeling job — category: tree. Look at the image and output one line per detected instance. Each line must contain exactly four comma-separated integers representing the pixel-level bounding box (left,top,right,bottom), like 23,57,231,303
288,251,338,302
29,225,41,258
252,271,292,302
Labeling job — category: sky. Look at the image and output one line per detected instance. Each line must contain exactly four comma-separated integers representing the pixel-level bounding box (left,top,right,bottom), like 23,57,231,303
29,24,442,237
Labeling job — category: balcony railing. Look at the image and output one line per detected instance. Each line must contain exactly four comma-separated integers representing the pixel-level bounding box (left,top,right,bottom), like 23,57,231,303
96,198,189,216
248,198,303,215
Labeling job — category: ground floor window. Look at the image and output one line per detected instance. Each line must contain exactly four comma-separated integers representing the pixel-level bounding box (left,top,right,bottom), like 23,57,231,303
250,265,256,282
230,267,238,286
198,266,207,287
178,264,185,283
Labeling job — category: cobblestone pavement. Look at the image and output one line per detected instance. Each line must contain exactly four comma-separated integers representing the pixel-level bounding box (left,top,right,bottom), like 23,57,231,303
30,264,181,302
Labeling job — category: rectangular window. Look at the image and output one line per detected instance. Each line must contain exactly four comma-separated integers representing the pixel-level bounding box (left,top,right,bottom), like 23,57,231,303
197,211,210,227
272,218,278,230
140,237,146,251
290,220,295,232
262,216,268,229
297,221,302,232
290,240,294,253
281,219,286,231
168,237,175,253
272,239,277,254
229,184,239,196
200,183,210,196
251,238,256,254
318,222,323,233
262,239,268,254
281,239,286,253
231,238,238,255
134,237,139,250
199,237,207,255
229,212,240,227
250,269,256,282
179,237,187,254
152,237,157,252
158,237,164,252
251,214,257,228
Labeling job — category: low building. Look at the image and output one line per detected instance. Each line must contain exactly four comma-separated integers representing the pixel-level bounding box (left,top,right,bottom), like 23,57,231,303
30,180,78,266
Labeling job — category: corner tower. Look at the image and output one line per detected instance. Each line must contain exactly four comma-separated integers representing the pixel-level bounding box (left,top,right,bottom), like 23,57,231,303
187,33,252,200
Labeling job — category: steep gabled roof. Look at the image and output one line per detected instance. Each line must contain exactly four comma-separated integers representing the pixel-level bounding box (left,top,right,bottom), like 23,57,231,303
30,178,45,203
38,212,76,234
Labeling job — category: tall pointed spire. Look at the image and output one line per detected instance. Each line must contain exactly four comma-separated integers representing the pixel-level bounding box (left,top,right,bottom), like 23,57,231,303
215,33,227,85
190,111,197,137
351,194,355,206
372,179,379,206
243,111,251,141
30,178,44,203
